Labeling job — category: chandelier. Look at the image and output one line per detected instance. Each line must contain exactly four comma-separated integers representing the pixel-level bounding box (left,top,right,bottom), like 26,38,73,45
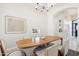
35,3,54,12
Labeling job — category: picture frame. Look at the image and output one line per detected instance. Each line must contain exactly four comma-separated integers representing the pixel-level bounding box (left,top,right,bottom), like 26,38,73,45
5,16,26,34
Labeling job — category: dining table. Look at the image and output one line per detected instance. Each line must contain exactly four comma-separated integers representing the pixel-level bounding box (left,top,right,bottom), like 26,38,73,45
16,36,63,56
16,36,63,49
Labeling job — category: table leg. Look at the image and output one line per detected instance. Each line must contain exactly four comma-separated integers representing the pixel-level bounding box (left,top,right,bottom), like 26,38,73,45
60,38,63,45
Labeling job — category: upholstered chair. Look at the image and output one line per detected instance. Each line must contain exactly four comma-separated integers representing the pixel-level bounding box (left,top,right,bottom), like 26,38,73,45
58,39,69,56
45,43,59,56
0,39,26,56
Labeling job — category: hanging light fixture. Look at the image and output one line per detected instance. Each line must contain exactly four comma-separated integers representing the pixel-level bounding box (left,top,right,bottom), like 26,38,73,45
35,3,54,12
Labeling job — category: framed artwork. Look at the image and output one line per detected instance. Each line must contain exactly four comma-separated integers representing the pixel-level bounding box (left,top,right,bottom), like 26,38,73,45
5,16,26,34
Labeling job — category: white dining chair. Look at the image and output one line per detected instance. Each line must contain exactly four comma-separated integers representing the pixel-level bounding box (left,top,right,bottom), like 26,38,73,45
45,43,59,56
0,39,26,56
63,39,69,55
34,41,59,56
58,39,69,56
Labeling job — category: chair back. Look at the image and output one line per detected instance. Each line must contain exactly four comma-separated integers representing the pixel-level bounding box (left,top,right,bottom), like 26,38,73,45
63,40,69,55
45,43,59,56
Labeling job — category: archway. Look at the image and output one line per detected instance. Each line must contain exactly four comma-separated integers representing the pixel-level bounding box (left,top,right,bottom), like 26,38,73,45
53,7,78,50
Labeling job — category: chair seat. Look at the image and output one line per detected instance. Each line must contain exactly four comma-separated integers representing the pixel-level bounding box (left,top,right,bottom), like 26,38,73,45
58,46,63,50
8,51,23,56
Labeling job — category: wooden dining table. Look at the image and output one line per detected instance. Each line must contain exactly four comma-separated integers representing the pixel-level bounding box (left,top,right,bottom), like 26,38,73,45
16,36,63,49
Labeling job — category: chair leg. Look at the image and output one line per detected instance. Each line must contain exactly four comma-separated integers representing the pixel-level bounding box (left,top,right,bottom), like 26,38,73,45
58,50,64,56
32,51,38,56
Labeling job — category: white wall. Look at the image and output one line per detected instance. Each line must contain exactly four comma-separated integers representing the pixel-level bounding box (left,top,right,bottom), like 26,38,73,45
0,3,48,48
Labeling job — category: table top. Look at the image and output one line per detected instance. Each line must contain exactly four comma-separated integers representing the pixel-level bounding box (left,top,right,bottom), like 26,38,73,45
16,36,62,49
